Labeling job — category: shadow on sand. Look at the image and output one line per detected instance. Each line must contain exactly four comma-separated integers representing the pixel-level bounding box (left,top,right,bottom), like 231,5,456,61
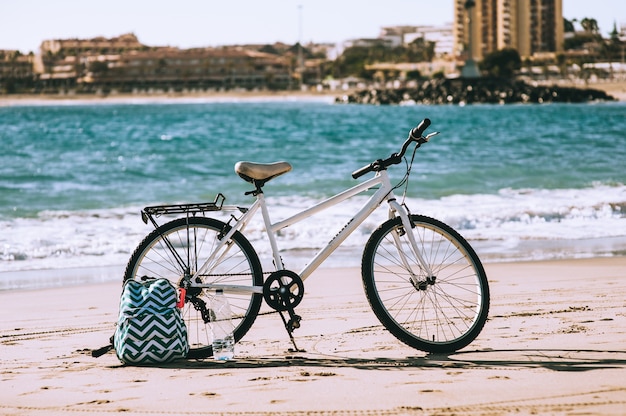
122,348,626,372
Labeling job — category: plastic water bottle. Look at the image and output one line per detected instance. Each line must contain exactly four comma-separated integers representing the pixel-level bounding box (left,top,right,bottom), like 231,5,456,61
211,289,235,360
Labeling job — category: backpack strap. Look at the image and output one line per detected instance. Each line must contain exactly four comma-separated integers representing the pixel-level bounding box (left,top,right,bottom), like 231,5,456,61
91,334,115,358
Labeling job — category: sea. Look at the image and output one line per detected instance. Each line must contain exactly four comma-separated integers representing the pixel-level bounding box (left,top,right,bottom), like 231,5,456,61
1,96,625,290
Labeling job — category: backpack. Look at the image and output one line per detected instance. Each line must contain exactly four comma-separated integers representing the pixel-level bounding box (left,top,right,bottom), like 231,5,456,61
113,278,189,365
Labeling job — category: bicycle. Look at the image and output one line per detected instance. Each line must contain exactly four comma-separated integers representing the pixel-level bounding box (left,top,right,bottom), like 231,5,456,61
123,118,490,359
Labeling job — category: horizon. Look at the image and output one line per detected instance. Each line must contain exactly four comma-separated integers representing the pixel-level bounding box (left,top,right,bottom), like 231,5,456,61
1,0,624,54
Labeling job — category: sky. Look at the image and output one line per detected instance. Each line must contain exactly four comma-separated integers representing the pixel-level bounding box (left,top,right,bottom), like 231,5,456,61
1,0,624,53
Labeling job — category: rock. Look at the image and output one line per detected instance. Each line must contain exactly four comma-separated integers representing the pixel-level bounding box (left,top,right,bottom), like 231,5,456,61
335,78,616,105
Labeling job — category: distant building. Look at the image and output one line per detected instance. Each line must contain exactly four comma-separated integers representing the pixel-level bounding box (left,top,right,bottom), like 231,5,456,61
0,50,34,78
378,25,454,57
40,33,145,57
34,34,293,92
379,26,422,47
38,33,148,87
0,50,35,93
454,0,564,60
404,25,455,57
343,38,395,49
93,47,291,91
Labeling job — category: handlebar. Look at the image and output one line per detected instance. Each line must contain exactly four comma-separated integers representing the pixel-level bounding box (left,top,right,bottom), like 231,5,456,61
352,118,432,179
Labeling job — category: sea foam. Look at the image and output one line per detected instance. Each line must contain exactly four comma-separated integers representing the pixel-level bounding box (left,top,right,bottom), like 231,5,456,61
2,183,624,277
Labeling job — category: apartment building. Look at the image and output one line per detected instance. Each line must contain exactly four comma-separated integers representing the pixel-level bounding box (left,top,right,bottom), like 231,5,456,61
40,33,145,57
0,50,34,79
0,50,35,92
96,47,291,91
454,0,564,60
36,33,293,92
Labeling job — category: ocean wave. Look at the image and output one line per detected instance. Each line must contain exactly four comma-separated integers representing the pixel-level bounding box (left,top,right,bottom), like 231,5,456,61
1,184,625,275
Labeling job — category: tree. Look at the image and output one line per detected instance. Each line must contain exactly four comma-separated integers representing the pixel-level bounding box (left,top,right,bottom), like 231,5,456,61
601,22,624,61
564,32,603,51
287,42,316,59
563,18,575,33
405,38,435,62
580,18,599,34
480,48,521,78
330,46,382,79
329,40,436,79
610,22,620,42
259,44,279,55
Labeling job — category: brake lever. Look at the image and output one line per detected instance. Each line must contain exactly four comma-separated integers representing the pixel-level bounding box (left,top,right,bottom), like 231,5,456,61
423,131,440,142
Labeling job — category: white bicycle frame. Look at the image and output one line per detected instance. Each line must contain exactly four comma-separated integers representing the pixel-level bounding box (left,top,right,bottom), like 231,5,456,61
191,167,433,293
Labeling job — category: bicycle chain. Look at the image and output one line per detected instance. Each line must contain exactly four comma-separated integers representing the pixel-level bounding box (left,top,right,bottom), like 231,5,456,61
196,271,273,278
190,271,277,324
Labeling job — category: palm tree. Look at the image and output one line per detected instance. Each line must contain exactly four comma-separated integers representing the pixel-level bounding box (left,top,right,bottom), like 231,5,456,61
580,18,599,34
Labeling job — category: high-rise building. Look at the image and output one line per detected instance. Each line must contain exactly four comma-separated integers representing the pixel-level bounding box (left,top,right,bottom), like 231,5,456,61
454,0,563,60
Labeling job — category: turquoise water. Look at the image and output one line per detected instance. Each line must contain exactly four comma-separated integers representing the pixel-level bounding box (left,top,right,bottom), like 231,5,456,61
1,98,625,281
3,100,624,214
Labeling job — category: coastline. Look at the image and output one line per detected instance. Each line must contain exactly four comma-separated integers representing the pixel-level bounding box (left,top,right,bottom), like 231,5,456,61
0,89,340,107
539,79,626,101
2,257,626,414
1,79,624,106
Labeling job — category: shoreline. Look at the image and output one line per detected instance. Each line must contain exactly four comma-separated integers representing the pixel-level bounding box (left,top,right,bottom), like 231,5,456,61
2,256,626,414
1,79,624,106
0,89,340,107
4,234,626,290
536,78,626,101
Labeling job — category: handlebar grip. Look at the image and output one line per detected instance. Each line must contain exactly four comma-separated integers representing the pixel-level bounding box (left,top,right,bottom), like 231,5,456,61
352,163,373,179
409,118,431,140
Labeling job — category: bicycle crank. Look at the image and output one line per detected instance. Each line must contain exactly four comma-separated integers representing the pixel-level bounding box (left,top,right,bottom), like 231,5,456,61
263,270,305,352
263,270,304,312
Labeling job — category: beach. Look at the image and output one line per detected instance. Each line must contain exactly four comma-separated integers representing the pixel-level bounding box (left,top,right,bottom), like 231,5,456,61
1,80,625,415
2,257,626,415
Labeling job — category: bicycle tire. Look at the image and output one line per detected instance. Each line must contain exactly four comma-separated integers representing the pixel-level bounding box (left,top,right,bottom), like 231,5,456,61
361,214,489,353
123,216,263,359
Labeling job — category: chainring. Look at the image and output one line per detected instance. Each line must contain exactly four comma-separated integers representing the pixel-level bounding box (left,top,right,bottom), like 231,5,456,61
263,270,304,312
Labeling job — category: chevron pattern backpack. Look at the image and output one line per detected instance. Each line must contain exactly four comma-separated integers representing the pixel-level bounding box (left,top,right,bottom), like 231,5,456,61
114,278,189,365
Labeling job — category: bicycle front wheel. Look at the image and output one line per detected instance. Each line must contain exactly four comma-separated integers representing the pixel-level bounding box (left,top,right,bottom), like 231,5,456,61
124,216,263,359
362,215,489,353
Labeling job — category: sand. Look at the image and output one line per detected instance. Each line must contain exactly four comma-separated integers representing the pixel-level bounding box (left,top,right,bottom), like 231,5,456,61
1,257,626,415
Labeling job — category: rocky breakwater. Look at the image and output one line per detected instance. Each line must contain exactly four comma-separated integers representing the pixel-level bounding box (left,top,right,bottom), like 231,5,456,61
336,78,616,105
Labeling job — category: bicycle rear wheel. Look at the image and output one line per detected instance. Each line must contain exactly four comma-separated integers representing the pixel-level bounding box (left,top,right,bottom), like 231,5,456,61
362,215,489,353
124,216,263,359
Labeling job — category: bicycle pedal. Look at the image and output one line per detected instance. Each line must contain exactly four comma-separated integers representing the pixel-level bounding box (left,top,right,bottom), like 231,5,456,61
288,315,302,330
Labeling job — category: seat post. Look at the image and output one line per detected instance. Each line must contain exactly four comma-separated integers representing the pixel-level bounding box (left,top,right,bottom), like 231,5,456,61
244,181,264,197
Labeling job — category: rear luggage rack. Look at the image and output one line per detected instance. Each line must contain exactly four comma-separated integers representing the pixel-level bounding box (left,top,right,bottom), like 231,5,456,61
141,193,226,224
